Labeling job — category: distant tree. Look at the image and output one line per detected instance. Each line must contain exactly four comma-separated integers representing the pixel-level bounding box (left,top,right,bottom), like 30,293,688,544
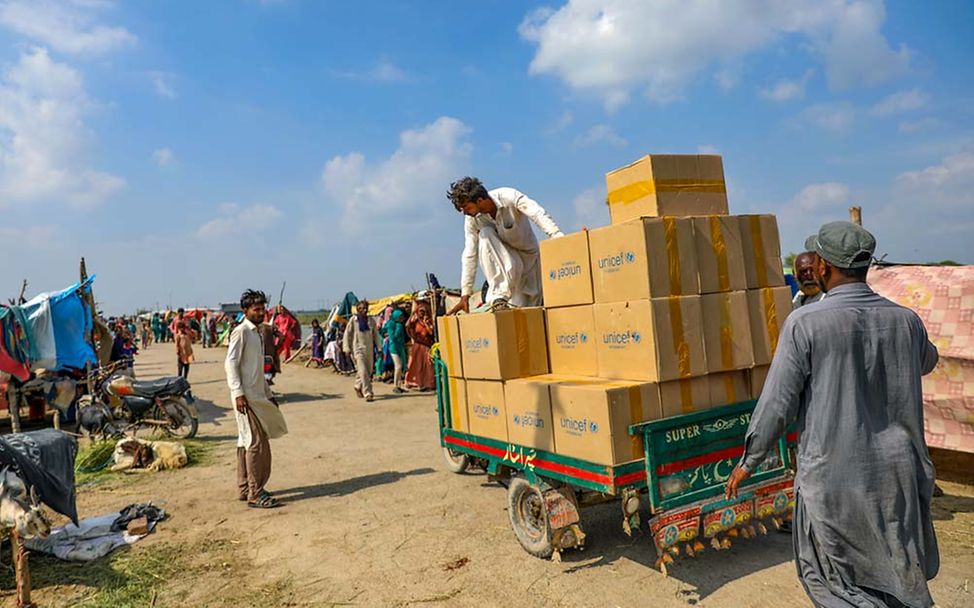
927,260,961,266
783,252,798,275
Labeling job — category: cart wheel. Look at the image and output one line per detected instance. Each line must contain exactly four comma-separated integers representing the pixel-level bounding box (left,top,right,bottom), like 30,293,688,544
442,446,470,474
507,477,553,558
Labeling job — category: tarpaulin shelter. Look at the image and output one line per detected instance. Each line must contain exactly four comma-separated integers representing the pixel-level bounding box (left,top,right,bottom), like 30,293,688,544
869,265,974,453
367,293,413,316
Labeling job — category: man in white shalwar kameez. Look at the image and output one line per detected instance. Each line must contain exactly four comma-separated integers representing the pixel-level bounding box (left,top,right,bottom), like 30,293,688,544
446,177,563,313
225,289,288,508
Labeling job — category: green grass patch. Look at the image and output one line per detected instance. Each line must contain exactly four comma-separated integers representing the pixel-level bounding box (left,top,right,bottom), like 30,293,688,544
74,438,214,486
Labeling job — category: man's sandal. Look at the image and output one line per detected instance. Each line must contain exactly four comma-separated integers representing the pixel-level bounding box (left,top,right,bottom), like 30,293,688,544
248,493,281,509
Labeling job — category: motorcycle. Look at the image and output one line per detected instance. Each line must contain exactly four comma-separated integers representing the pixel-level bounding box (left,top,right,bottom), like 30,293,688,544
88,361,199,439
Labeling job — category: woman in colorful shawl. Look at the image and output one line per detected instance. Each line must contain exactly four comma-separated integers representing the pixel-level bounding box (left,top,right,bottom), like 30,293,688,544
386,308,408,393
405,301,435,391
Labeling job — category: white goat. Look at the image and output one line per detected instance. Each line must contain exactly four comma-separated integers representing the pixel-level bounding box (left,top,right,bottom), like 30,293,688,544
0,467,51,539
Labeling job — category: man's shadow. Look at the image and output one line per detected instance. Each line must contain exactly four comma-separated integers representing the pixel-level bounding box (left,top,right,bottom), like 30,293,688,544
275,468,436,503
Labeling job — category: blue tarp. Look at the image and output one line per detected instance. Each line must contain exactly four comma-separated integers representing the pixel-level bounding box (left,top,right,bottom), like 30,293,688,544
48,278,96,370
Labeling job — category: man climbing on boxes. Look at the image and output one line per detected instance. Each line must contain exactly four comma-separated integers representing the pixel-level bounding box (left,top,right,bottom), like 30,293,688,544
726,221,940,608
446,177,563,313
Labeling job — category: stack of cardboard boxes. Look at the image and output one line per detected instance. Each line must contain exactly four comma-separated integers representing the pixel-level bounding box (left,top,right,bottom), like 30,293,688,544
437,154,793,466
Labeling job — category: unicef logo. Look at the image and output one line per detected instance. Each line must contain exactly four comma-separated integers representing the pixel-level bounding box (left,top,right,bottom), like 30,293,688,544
482,338,490,348
589,421,599,433
513,414,521,425
579,333,588,343
491,406,499,416
631,331,642,343
625,251,636,263
549,270,556,280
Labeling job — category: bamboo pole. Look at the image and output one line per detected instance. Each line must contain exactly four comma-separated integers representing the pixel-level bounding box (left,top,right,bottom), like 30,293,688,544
12,529,36,608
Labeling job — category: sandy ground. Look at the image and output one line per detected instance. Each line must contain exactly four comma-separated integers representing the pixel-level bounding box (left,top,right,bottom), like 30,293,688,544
38,344,974,606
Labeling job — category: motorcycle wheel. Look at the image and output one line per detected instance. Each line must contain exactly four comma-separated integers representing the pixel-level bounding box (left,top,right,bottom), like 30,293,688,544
162,398,199,439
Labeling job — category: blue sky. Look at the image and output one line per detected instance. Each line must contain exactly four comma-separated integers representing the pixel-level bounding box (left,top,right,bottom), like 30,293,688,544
1,0,972,313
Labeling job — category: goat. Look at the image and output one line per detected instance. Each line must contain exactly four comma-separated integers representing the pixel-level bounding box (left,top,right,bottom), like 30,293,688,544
111,437,188,473
76,395,122,441
0,467,51,539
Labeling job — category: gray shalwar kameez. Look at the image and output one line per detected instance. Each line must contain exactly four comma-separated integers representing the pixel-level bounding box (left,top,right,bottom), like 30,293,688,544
741,283,940,608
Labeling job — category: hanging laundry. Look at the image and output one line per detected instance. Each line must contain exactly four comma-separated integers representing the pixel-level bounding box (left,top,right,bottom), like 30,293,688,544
48,279,96,371
22,292,57,371
0,306,34,380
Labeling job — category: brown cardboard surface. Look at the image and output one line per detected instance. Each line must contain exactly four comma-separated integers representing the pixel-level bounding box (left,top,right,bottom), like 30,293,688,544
504,377,555,452
457,308,548,380
589,217,699,304
465,380,508,443
707,371,750,408
605,154,729,224
746,287,794,366
550,380,661,465
540,230,594,308
692,215,747,294
700,291,755,372
436,315,463,378
545,305,598,376
749,365,770,400
738,214,785,288
659,376,711,417
594,298,707,382
445,376,469,432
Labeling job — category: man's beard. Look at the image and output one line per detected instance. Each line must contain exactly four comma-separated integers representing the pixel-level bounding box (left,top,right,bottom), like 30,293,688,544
800,281,821,296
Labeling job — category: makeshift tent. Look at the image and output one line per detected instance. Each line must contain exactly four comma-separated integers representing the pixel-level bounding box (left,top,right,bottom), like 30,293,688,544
367,293,413,316
869,265,974,453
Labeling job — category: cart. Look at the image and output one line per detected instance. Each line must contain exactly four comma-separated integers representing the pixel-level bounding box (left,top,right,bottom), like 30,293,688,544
435,356,797,567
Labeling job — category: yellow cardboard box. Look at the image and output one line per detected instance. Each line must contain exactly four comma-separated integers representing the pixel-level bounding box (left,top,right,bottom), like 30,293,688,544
700,291,755,373
605,154,729,224
749,365,770,400
457,308,548,380
540,230,594,308
738,215,785,289
465,380,508,443
707,371,750,409
550,380,661,465
659,376,712,418
746,287,794,366
436,315,463,378
545,305,598,376
692,215,747,294
504,377,556,452
445,376,469,432
593,298,708,383
589,217,699,304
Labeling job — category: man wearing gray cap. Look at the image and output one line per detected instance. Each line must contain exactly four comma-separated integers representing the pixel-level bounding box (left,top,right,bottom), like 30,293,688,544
726,221,940,607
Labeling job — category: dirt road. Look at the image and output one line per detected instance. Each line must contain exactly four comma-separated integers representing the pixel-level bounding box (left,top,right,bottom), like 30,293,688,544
36,344,974,606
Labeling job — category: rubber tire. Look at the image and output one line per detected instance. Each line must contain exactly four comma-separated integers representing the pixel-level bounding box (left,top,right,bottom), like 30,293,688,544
507,477,554,558
442,447,470,474
162,399,199,439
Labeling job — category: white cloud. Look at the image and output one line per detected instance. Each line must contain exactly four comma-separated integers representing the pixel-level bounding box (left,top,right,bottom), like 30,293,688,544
149,71,177,99
790,182,850,212
331,59,409,83
897,117,941,134
0,47,125,207
152,147,175,167
697,144,720,155
575,124,627,147
572,186,607,229
500,142,513,155
0,0,136,55
869,88,929,116
519,1,909,107
319,116,472,234
547,110,574,135
196,203,283,239
760,69,814,102
797,101,856,132
895,151,974,192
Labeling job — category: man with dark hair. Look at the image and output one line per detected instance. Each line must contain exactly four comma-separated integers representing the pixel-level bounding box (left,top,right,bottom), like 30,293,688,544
225,289,288,508
446,176,563,312
726,221,940,608
792,251,825,309
343,300,381,402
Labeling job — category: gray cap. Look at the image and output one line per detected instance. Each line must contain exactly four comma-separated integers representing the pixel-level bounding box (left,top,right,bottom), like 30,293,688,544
804,221,876,269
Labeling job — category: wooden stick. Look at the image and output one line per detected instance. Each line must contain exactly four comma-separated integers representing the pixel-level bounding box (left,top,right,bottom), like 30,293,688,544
12,529,36,608
285,340,309,364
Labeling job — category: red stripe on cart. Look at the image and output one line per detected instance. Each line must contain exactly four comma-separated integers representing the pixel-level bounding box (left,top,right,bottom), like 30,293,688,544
656,444,745,477
445,436,615,486
614,470,647,486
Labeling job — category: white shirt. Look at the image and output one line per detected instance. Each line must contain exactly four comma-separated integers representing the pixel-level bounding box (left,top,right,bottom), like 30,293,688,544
460,187,563,296
225,318,288,447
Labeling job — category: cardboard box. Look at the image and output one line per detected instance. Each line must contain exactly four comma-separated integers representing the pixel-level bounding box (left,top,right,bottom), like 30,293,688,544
746,288,794,366
593,298,707,383
540,230,594,308
692,216,748,294
445,376,469,433
749,366,770,400
545,305,598,376
504,377,556,452
708,371,750,408
465,380,508,442
700,291,754,373
457,308,548,380
550,380,661,465
605,154,729,224
436,315,463,378
589,217,699,304
659,376,712,417
738,215,786,289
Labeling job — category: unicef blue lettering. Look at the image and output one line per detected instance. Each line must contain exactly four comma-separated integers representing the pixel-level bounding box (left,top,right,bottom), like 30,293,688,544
597,250,636,274
602,330,641,349
473,403,500,419
555,332,588,349
559,417,600,436
512,412,545,428
464,337,491,353
548,260,583,282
